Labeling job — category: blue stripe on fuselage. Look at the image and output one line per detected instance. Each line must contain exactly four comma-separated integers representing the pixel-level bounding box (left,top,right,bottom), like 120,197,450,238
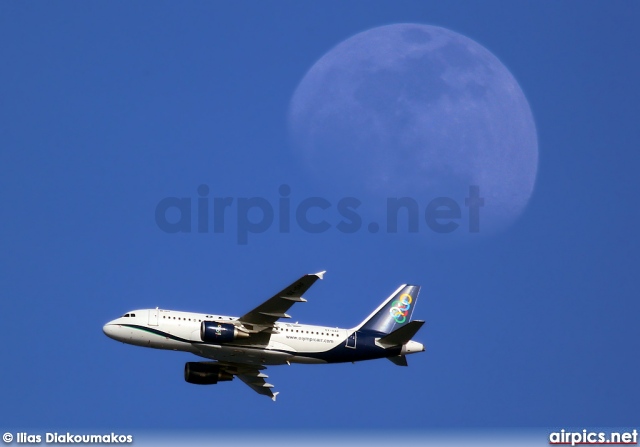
295,330,402,363
120,324,400,363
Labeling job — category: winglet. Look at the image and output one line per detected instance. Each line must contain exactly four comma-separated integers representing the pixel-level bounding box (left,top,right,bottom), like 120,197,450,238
272,391,280,402
314,271,326,280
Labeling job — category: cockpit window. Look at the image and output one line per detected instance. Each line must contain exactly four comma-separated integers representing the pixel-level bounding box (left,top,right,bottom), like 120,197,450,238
130,313,135,317
123,314,130,317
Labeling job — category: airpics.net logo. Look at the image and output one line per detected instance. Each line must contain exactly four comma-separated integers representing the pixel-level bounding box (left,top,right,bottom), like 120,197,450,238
549,429,638,446
154,184,484,245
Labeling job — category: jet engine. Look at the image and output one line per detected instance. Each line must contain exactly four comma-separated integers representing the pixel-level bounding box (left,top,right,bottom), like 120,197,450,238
184,362,234,385
200,321,249,343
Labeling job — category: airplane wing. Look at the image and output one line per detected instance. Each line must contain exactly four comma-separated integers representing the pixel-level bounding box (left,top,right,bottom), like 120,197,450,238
238,271,325,332
216,362,280,401
237,372,279,401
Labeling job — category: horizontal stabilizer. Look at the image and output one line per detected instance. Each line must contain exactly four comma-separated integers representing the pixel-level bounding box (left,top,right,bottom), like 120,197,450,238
377,320,425,348
387,355,408,367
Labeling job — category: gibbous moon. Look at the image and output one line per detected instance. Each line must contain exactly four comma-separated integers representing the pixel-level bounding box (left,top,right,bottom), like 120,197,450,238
288,24,538,236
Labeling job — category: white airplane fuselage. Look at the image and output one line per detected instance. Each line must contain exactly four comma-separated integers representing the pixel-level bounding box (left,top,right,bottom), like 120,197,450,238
103,308,424,366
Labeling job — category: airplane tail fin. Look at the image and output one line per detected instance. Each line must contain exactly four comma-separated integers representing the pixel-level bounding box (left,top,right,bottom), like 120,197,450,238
356,284,421,334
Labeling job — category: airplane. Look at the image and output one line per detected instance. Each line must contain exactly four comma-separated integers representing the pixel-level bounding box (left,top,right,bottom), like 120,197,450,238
102,271,425,400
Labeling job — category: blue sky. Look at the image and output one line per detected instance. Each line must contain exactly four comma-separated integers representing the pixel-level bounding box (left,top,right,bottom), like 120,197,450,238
1,0,639,438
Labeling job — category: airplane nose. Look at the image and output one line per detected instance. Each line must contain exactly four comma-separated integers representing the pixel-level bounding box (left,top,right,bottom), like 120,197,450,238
103,323,118,340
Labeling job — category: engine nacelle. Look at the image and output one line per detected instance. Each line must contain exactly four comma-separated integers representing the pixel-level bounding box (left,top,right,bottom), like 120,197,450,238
184,362,234,385
200,321,248,343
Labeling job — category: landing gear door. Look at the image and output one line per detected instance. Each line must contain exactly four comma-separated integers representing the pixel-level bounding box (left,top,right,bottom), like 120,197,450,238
346,331,357,349
148,309,159,326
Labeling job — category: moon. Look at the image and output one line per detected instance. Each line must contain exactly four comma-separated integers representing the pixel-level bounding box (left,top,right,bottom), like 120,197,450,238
288,24,538,237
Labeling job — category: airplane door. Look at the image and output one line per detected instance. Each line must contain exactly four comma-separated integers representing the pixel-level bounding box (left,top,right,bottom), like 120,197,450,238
148,309,159,326
346,331,357,349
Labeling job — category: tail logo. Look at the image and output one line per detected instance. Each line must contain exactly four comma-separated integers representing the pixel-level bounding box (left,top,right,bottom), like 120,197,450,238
389,293,413,324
